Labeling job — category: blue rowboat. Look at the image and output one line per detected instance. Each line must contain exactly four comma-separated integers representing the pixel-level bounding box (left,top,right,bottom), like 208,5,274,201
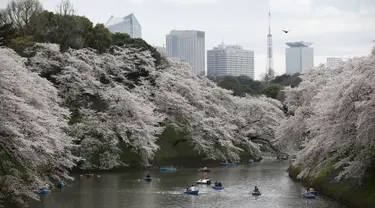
212,186,224,190
39,189,51,195
184,190,199,195
144,178,152,182
160,167,176,171
220,163,236,166
303,193,316,199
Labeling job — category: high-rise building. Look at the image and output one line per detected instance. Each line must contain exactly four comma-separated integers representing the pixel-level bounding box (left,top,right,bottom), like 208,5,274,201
326,57,343,69
166,30,205,76
207,43,254,79
154,46,167,57
285,41,314,75
105,13,141,38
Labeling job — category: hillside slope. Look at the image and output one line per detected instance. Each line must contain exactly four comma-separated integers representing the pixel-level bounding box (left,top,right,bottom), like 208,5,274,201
276,47,375,207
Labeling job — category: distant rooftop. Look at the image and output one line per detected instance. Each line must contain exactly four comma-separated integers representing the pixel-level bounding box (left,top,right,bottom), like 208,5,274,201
168,30,205,38
286,41,313,47
215,43,243,50
169,30,205,35
105,13,140,27
170,30,204,32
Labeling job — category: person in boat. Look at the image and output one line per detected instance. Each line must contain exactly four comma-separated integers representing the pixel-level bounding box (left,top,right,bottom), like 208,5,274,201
146,174,151,178
41,183,50,190
188,185,196,191
214,181,218,186
254,186,259,192
218,182,222,187
304,188,312,195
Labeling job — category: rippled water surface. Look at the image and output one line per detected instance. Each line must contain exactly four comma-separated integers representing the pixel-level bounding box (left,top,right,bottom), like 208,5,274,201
31,160,349,208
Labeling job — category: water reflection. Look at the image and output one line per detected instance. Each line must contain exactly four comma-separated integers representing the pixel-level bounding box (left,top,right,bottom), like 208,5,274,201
30,160,349,208
130,176,159,207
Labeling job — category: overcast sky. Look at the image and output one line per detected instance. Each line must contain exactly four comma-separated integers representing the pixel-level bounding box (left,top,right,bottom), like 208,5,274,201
1,0,374,79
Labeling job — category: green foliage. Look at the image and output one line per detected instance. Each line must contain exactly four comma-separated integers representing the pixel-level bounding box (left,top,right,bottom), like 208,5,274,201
87,24,112,53
116,122,198,165
0,12,16,46
74,15,94,37
119,141,141,164
0,23,15,46
0,151,15,176
9,36,34,55
209,74,302,101
33,11,95,51
289,163,375,207
263,84,282,99
271,73,302,87
0,151,28,188
364,167,375,205
2,0,163,65
4,5,163,65
314,163,334,182
209,75,264,97
33,11,57,43
111,32,132,46
155,123,198,158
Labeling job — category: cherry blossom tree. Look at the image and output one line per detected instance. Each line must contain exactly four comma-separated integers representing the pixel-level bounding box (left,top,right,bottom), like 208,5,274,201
276,47,375,182
0,48,78,205
28,44,165,169
25,43,285,168
138,59,285,162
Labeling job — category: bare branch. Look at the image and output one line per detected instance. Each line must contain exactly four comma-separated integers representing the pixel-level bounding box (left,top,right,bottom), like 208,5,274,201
4,0,43,36
56,0,75,16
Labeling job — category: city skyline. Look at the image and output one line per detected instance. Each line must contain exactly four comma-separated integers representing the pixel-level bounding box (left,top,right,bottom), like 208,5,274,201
6,0,374,79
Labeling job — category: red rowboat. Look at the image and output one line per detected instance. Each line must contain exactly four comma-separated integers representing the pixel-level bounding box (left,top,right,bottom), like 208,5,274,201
199,167,211,172
86,173,94,179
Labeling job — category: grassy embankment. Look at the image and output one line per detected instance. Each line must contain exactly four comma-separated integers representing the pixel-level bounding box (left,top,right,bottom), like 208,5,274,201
72,122,257,173
288,163,375,208
120,123,254,168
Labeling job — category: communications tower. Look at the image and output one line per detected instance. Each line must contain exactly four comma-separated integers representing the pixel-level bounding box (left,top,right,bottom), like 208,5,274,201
266,6,275,82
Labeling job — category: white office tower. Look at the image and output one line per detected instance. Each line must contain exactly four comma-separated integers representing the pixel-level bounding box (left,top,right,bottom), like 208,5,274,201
207,43,254,79
105,13,141,38
166,30,205,76
326,57,343,69
285,41,314,75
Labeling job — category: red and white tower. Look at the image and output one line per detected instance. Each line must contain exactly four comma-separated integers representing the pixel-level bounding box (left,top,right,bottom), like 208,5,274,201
266,7,275,82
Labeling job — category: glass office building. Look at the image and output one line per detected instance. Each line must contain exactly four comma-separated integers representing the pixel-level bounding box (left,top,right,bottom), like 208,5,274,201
285,41,314,75
105,13,141,38
166,30,205,76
